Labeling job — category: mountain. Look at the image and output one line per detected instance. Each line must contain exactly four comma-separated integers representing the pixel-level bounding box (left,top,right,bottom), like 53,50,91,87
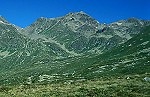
0,16,76,85
23,12,150,54
67,25,150,78
0,12,150,96
0,16,9,24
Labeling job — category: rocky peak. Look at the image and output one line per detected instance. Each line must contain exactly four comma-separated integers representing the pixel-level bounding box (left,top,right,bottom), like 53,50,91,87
36,17,49,22
126,18,145,25
110,17,150,28
66,11,88,17
62,11,105,34
0,16,9,24
64,11,98,23
127,17,140,22
0,15,4,20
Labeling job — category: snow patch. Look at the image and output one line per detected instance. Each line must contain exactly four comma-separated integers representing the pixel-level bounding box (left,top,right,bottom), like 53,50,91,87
116,22,122,25
0,20,11,25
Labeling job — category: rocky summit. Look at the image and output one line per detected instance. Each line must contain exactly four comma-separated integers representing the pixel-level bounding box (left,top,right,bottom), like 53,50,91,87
0,12,150,97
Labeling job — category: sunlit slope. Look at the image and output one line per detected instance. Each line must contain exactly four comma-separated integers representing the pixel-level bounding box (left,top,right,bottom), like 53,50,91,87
71,26,150,78
0,26,149,85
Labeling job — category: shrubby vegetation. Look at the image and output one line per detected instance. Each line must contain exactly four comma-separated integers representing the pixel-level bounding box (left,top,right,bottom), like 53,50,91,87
0,73,150,97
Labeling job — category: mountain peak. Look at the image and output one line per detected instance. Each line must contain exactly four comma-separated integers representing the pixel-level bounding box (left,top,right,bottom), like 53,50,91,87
0,16,6,21
126,17,149,26
66,11,89,17
0,16,9,24
127,17,141,22
77,11,87,14
36,17,48,23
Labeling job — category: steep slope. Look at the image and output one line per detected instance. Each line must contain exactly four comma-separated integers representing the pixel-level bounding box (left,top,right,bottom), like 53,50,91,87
0,14,150,97
0,18,76,85
23,12,150,54
0,25,149,85
59,25,150,79
23,12,105,54
0,13,150,85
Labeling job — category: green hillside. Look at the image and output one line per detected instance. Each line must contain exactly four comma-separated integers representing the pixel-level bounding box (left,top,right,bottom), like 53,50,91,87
0,26,149,97
0,14,150,96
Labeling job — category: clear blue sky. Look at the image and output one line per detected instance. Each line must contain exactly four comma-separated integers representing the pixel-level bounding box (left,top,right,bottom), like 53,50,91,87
0,0,149,28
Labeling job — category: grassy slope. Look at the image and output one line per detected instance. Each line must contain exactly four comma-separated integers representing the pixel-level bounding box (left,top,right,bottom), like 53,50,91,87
62,25,150,79
0,26,150,97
